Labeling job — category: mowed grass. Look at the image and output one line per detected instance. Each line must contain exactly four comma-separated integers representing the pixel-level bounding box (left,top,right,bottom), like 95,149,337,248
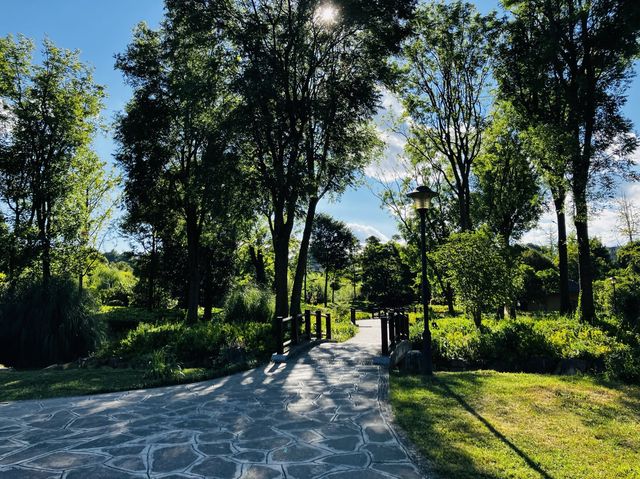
0,364,254,402
391,371,640,479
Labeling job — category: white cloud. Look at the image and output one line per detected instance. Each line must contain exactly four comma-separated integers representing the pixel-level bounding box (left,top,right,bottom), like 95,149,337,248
347,223,390,243
367,89,412,182
365,128,409,182
379,87,404,118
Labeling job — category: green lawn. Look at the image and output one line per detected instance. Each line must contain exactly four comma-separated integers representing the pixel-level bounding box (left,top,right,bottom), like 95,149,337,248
391,371,640,479
0,364,255,402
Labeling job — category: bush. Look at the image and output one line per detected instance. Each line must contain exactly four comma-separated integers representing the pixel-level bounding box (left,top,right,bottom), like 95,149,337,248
224,285,274,324
435,230,517,326
103,319,274,368
604,345,640,384
594,273,640,328
0,278,104,368
410,314,622,374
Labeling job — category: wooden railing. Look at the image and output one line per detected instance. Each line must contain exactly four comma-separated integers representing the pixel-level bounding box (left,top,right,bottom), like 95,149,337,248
380,308,411,356
275,309,332,355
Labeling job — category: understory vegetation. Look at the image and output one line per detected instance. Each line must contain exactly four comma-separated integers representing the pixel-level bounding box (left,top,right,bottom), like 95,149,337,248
408,313,640,384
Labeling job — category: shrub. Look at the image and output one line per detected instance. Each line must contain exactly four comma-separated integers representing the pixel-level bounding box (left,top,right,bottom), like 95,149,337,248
435,230,517,326
605,344,640,384
411,314,622,373
0,278,104,368
224,285,274,324
104,319,274,368
594,273,640,328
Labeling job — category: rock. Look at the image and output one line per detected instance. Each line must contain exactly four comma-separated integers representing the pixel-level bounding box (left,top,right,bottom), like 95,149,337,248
43,363,62,370
402,351,423,373
389,340,411,369
555,358,589,375
522,356,555,374
449,358,468,371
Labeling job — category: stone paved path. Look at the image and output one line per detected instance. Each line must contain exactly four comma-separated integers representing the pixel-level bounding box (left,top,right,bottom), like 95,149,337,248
0,319,424,478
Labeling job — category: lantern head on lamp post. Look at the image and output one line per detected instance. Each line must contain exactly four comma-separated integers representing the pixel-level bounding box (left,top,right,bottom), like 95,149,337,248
407,185,438,375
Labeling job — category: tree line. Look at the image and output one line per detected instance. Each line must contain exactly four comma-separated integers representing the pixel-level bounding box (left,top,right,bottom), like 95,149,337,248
1,0,639,328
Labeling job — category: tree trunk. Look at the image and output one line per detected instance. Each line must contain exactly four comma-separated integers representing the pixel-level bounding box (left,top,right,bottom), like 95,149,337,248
553,193,571,314
445,283,455,315
42,235,51,287
272,213,292,320
290,197,318,316
186,209,201,324
249,246,267,286
473,309,482,328
148,233,158,310
202,262,213,322
78,273,84,293
574,187,595,323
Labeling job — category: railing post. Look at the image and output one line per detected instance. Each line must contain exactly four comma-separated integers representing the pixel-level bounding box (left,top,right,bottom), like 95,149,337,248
292,314,299,345
276,316,284,355
405,313,409,339
350,308,356,326
381,315,389,356
389,311,396,351
315,310,322,340
305,309,311,340
326,313,332,340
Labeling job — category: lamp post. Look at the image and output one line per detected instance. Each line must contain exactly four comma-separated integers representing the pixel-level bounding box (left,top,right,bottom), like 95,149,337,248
407,185,438,375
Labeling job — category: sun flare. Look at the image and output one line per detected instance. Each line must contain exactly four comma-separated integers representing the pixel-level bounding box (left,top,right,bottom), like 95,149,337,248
314,3,339,26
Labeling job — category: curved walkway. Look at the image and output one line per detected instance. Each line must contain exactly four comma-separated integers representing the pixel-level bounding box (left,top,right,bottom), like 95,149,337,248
0,319,424,478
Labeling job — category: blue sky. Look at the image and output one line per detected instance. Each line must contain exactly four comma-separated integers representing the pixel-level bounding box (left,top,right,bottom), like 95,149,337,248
1,0,638,250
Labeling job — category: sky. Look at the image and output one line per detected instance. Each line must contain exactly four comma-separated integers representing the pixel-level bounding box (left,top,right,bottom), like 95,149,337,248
1,0,639,250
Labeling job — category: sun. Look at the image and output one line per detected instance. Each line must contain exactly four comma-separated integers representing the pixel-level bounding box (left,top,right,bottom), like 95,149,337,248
314,3,339,26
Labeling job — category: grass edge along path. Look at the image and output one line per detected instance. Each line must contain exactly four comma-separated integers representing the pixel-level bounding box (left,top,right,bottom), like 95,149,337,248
390,370,640,479
0,362,258,402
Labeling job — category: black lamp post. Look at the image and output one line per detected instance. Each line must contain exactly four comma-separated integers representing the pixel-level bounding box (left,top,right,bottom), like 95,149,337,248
407,185,438,375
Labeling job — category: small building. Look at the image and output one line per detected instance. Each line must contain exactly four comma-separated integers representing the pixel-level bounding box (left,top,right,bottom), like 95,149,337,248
522,280,580,312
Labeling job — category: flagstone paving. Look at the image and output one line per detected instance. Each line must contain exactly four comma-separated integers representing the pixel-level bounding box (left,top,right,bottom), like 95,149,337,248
0,319,424,478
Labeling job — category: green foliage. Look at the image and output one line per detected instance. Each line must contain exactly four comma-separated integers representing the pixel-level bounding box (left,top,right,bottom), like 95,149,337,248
435,229,516,325
143,349,180,381
411,315,624,374
103,319,274,368
88,261,137,306
223,285,274,324
594,272,640,328
0,35,105,284
401,0,500,232
604,344,640,384
474,102,543,243
360,237,415,308
0,278,104,368
617,240,640,274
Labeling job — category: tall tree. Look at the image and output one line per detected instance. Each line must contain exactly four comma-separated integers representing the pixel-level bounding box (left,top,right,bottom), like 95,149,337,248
360,236,415,308
115,9,242,322
616,193,640,243
400,1,499,232
309,213,357,307
60,149,119,292
474,103,543,245
0,36,104,285
499,0,640,322
226,0,414,319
